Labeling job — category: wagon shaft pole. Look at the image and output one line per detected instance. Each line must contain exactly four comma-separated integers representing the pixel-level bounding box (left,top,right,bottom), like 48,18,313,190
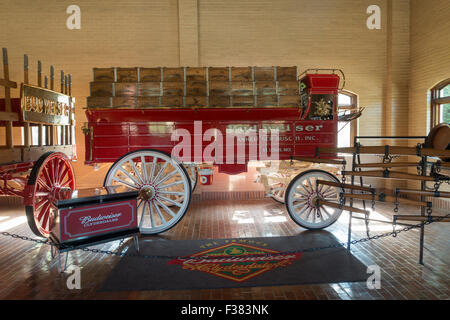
319,146,450,158
341,192,430,207
356,162,420,168
316,179,374,193
342,170,437,181
396,188,450,198
292,156,346,165
394,215,450,222
317,199,370,215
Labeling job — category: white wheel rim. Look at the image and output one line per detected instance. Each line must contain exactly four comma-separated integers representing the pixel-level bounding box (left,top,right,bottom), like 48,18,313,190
105,151,191,234
286,171,342,229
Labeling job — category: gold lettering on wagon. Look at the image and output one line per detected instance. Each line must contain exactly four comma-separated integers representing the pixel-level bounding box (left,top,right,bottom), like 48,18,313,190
21,84,73,125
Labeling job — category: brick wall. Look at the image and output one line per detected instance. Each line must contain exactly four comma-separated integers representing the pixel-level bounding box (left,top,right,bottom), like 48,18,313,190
0,0,447,198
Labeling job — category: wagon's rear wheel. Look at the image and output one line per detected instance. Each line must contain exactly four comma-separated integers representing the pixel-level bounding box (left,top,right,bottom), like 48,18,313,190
185,165,198,192
104,149,191,234
267,173,288,204
25,152,76,238
285,169,343,230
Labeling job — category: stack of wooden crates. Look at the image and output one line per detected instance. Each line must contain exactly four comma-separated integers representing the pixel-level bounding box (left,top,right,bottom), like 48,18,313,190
87,66,301,109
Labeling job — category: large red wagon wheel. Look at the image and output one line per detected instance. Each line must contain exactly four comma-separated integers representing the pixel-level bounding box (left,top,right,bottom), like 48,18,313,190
25,152,76,238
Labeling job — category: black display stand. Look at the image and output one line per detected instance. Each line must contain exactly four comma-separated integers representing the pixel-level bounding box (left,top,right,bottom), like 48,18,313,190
49,186,140,272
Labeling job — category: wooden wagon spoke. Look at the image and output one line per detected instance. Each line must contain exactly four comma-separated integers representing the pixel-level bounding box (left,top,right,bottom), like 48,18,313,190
118,166,141,187
52,159,59,184
294,190,308,198
306,178,315,193
42,165,53,188
60,178,74,188
158,191,184,196
112,177,138,189
158,195,182,208
293,201,307,209
323,189,337,197
157,180,184,190
321,185,332,194
299,183,311,195
271,186,284,193
37,177,51,191
149,157,157,184
35,191,50,198
324,194,338,201
148,201,155,228
154,169,178,186
155,198,176,218
305,207,313,221
317,208,325,222
127,159,144,185
139,200,147,229
153,200,167,224
58,165,69,186
37,201,51,221
318,182,325,193
55,158,64,185
321,206,332,219
295,205,309,217
35,198,48,212
153,161,169,184
41,208,51,231
139,156,148,184
312,209,317,223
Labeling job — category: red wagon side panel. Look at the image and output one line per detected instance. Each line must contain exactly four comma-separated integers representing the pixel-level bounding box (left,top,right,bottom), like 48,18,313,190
84,108,337,170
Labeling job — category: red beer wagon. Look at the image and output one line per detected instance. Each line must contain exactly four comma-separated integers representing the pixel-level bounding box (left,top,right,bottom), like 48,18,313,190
0,49,140,259
0,48,77,238
84,66,360,234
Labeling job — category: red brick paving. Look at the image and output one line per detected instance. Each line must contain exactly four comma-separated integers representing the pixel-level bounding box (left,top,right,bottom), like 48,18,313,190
0,200,448,300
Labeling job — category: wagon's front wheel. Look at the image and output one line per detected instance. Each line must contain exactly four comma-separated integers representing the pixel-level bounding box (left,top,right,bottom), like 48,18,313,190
25,152,76,238
104,149,192,234
285,169,343,230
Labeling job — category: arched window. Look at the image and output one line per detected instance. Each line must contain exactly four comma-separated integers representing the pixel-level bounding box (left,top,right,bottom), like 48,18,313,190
430,79,450,127
337,91,358,147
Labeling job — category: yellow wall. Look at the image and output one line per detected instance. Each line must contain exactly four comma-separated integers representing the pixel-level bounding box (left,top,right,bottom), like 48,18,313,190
408,0,450,209
409,0,450,135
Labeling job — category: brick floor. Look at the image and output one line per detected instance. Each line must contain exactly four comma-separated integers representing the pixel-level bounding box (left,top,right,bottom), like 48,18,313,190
0,199,448,300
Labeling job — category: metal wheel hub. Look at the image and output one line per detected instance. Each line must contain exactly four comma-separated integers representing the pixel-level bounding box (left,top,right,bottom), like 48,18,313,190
139,185,156,201
309,195,320,208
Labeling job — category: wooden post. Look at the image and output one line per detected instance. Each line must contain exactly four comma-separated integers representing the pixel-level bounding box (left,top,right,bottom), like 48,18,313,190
2,48,13,149
37,60,43,146
65,75,70,145
45,75,54,146
68,74,72,145
62,71,70,145
60,70,66,145
23,54,30,147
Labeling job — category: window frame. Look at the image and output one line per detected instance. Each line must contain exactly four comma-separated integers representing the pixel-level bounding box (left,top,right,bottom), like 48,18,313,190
337,90,358,147
430,78,450,128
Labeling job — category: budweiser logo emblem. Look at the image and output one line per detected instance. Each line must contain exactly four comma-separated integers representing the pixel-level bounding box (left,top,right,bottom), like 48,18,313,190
79,212,122,228
168,241,302,282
